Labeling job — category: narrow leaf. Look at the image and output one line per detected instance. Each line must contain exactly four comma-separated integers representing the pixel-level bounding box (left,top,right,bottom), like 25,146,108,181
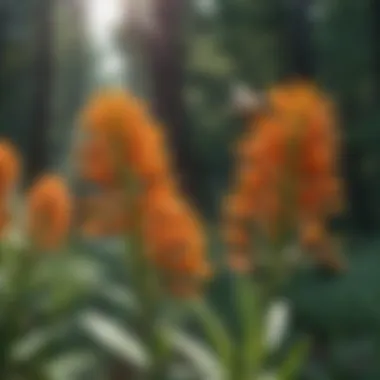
190,299,233,378
11,326,61,362
79,310,149,370
163,324,223,380
277,338,310,380
44,351,101,380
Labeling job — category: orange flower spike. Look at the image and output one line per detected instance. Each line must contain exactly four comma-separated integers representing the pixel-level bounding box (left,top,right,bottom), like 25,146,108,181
80,89,140,165
268,81,327,131
298,183,321,218
267,83,294,115
301,144,334,178
80,89,172,187
308,99,337,143
129,123,171,185
170,219,206,274
0,139,21,198
254,116,287,170
149,201,195,255
236,167,264,196
143,193,210,297
142,185,182,249
76,134,116,186
27,175,72,250
80,89,145,138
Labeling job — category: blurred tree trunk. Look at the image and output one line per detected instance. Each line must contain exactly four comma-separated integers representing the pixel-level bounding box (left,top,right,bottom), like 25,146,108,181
121,0,153,99
284,0,315,79
26,0,54,184
372,0,380,101
148,0,196,198
120,0,195,198
51,0,88,171
0,1,9,103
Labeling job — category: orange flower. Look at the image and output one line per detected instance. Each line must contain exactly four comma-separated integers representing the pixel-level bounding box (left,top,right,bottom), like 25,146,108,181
127,122,171,184
76,133,116,186
0,139,20,198
236,167,263,196
253,116,286,164
80,89,146,138
142,186,209,296
27,175,71,250
225,80,344,272
268,80,320,119
79,89,171,187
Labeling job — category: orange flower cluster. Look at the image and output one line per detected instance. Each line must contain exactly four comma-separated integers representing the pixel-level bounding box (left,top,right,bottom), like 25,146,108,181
77,89,209,295
141,182,210,296
0,139,71,251
78,89,171,188
225,80,345,271
27,175,72,250
0,140,20,235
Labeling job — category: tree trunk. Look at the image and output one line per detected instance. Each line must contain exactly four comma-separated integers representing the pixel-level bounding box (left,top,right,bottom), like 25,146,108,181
0,1,9,105
372,0,380,101
284,0,315,79
148,0,196,198
26,0,53,184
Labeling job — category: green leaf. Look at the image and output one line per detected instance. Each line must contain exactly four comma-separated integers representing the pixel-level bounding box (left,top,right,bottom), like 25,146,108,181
99,284,138,313
44,351,103,380
97,286,222,378
277,338,310,380
235,275,265,377
162,324,223,380
11,326,62,363
79,310,149,370
265,300,291,353
190,299,233,377
31,256,104,290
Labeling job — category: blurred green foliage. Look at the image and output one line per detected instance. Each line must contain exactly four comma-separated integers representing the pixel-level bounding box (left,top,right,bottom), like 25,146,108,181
1,0,380,378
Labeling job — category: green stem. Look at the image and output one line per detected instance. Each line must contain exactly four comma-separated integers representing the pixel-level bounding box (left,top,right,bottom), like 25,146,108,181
233,274,265,380
120,173,169,379
2,247,36,377
128,230,169,380
233,239,288,380
109,130,170,379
